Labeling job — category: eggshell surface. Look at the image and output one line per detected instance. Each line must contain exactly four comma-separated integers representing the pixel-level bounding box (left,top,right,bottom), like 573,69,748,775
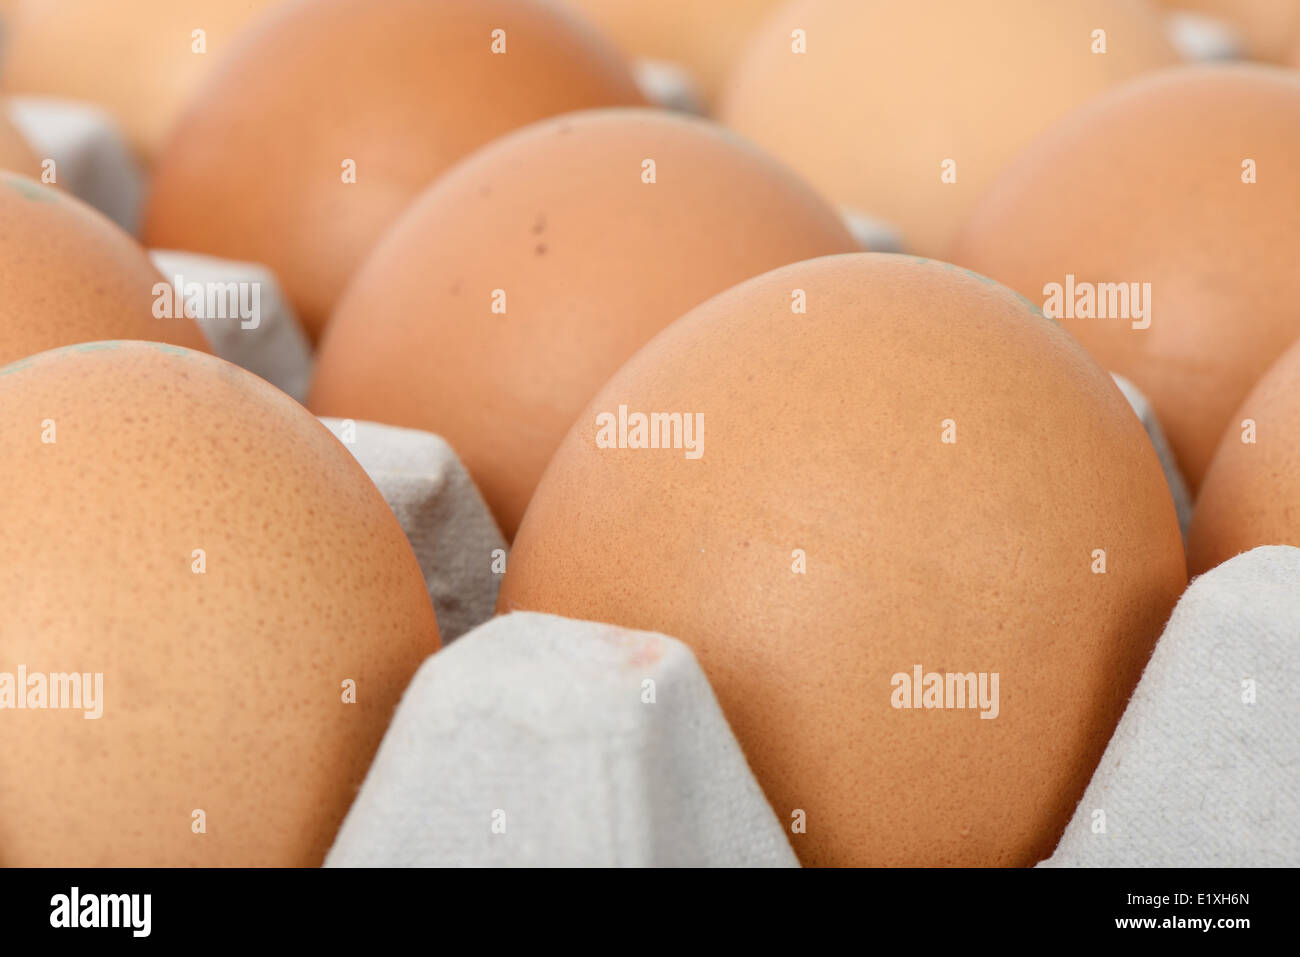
0,0,283,163
309,109,858,538
950,64,1300,492
720,0,1179,256
498,254,1187,867
142,0,646,339
0,341,440,866
1189,338,1300,574
0,172,208,366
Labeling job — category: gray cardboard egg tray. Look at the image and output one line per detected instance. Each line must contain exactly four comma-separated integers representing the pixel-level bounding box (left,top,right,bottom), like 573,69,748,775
8,95,1296,869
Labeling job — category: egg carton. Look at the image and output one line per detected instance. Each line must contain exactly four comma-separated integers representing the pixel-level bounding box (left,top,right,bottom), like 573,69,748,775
5,95,142,234
326,611,798,867
7,94,1294,868
304,404,1283,868
1165,11,1246,62
148,249,315,402
213,286,1292,864
1041,545,1300,867
323,545,1299,868
318,416,505,645
138,247,1261,866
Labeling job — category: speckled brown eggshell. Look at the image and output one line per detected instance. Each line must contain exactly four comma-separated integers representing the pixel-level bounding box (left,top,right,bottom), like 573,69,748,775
141,0,646,340
498,253,1187,867
0,341,440,866
0,172,208,366
950,64,1300,493
0,0,282,163
720,0,1178,257
308,108,858,539
1189,337,1300,574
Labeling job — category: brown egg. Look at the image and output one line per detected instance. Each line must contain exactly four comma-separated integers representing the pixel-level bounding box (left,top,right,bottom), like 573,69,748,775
498,253,1187,866
1189,338,1300,574
0,103,38,176
0,341,440,866
1159,0,1300,61
0,0,282,163
142,0,645,340
0,172,208,366
720,0,1178,256
562,0,785,107
950,64,1300,493
309,109,857,539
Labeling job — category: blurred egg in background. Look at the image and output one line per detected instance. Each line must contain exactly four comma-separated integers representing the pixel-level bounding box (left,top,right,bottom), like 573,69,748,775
0,0,283,164
0,342,440,866
561,0,785,108
499,254,1187,866
1189,337,1300,574
309,108,859,538
951,64,1300,493
720,0,1180,256
0,101,36,175
0,172,207,365
141,0,646,340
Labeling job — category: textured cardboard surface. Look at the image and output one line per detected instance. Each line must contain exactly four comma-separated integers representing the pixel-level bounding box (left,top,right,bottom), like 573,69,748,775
326,611,798,867
319,417,505,643
1043,546,1300,866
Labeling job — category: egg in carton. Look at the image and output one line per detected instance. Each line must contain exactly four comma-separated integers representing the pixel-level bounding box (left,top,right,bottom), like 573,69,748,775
493,253,1195,867
332,541,1300,868
3,209,1290,870
4,1,1295,870
307,107,859,540
5,95,318,400
719,0,1181,261
318,341,1285,867
4,90,1225,870
145,253,505,643
3,98,504,647
159,245,1214,867
951,64,1300,496
7,103,1276,872
0,341,442,866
